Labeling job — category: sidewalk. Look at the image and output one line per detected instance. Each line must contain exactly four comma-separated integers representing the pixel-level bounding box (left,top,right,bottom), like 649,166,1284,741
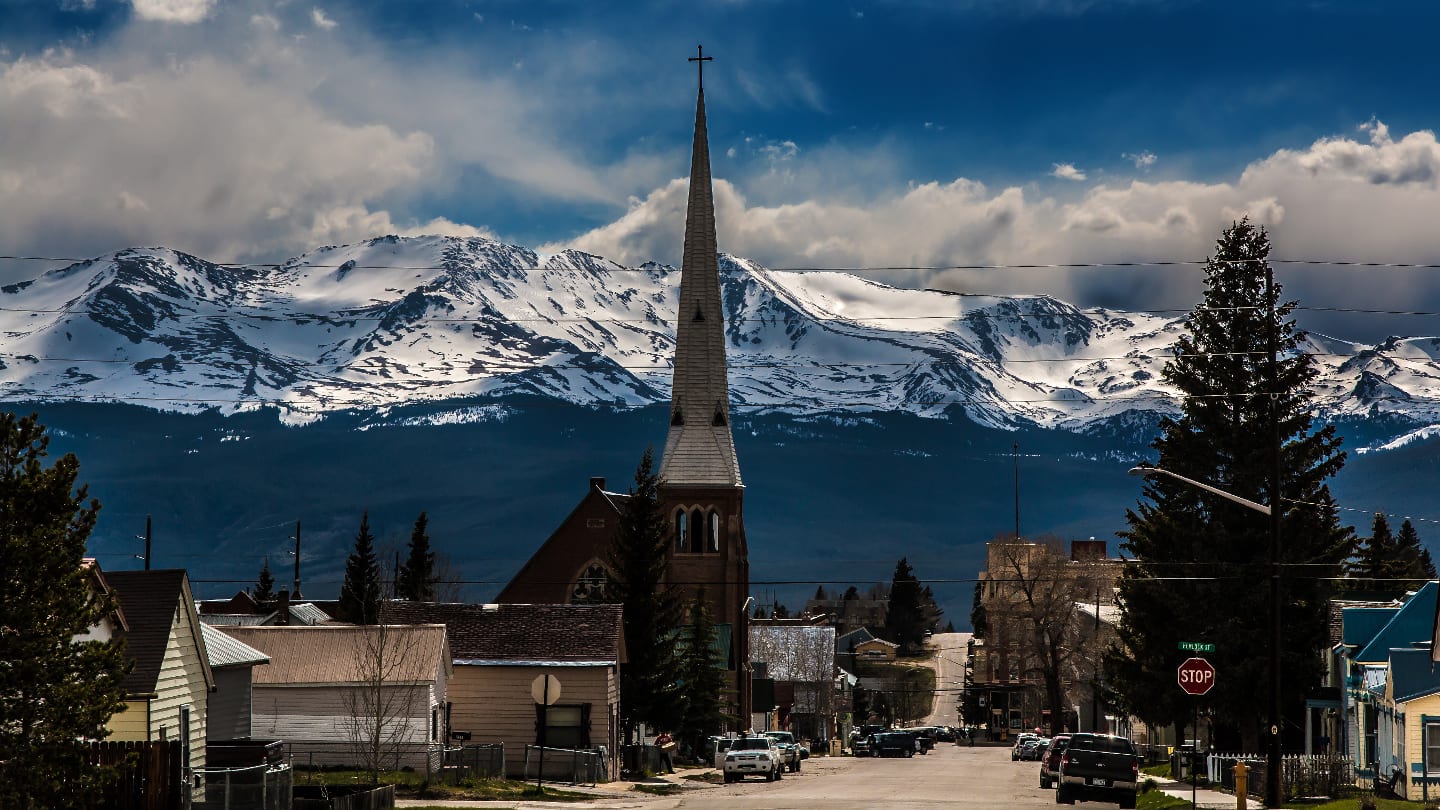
1153,776,1240,809
395,767,710,808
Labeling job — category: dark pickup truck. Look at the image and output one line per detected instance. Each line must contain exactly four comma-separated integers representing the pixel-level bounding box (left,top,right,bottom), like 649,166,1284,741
1054,733,1139,808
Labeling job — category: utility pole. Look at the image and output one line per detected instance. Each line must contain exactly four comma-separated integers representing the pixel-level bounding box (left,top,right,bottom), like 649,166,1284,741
143,515,151,571
292,520,303,600
1265,259,1283,808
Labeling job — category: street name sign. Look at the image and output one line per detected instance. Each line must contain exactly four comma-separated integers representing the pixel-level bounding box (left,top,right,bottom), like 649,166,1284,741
1178,642,1216,653
1177,657,1216,696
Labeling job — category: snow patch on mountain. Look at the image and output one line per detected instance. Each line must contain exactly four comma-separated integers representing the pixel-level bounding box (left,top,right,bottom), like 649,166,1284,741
0,235,1434,437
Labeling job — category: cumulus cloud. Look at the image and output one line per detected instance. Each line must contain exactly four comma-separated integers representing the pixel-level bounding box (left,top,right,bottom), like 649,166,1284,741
558,120,1440,340
310,8,338,30
131,0,215,24
1051,163,1087,181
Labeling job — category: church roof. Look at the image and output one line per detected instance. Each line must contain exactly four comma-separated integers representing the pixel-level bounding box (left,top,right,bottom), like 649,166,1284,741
381,601,624,666
659,85,742,489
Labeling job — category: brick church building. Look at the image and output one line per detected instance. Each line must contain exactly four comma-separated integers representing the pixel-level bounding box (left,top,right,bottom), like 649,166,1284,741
496,61,752,725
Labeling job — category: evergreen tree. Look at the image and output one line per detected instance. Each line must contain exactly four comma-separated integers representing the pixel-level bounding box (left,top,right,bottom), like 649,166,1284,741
338,512,382,624
771,603,790,619
1109,220,1350,753
1347,512,1396,586
814,585,829,601
842,586,860,601
942,620,956,633
884,558,928,654
253,557,275,606
605,448,684,742
675,588,729,756
1394,519,1431,590
0,413,128,807
396,512,436,601
970,581,988,639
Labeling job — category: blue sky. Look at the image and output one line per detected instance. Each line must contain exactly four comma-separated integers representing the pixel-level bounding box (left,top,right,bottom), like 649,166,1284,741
5,0,1440,338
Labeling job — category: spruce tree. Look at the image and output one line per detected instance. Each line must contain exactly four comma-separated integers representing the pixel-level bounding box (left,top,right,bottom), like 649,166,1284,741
396,512,436,602
1110,220,1349,752
676,588,730,756
338,512,382,624
1393,519,1430,590
253,557,276,606
605,448,684,742
0,413,128,808
970,580,988,639
884,557,928,654
1347,512,1395,586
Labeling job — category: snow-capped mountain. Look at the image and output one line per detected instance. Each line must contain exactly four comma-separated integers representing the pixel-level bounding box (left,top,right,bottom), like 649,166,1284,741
1,234,1437,433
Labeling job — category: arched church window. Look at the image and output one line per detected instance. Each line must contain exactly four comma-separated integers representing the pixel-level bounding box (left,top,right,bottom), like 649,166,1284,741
571,562,612,604
708,510,720,552
675,509,689,553
691,508,705,552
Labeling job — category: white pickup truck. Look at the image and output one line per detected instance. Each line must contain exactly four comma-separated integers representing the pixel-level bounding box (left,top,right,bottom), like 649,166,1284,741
763,730,802,772
722,736,783,783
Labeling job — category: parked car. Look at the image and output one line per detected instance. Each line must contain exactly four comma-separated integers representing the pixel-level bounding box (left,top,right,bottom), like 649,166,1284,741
763,730,802,772
872,731,918,758
722,736,783,783
912,727,936,755
1011,732,1040,761
1020,737,1050,761
1040,734,1071,788
710,734,739,769
798,742,810,760
850,730,870,756
1055,733,1140,808
934,726,957,743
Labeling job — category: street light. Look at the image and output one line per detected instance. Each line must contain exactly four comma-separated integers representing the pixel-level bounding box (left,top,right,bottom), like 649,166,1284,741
1129,464,1282,807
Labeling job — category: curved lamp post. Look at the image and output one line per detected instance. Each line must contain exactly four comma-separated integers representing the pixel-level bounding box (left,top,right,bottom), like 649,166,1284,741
1129,464,1282,806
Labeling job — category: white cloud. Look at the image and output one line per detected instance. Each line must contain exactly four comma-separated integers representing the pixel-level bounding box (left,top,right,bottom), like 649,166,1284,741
1124,151,1157,170
1051,163,1087,181
131,0,215,24
310,8,338,31
557,120,1440,338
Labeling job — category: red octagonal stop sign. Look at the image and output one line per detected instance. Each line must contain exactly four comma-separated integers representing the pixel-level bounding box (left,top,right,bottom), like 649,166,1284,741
1177,657,1216,696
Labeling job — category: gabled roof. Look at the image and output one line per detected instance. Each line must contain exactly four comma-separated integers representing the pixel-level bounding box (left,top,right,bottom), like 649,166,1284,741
856,637,899,650
1342,607,1401,648
106,569,214,696
836,627,876,651
380,602,623,665
82,558,127,632
1390,646,1440,703
200,623,270,669
217,625,449,685
1355,583,1437,664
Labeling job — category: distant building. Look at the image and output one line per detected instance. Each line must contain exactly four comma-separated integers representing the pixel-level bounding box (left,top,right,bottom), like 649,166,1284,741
750,624,837,742
805,590,890,636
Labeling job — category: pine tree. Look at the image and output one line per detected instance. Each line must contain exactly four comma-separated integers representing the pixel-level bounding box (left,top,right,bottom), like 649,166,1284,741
675,588,730,756
970,581,988,639
884,558,928,654
605,448,684,742
1393,519,1430,590
0,413,128,808
396,512,436,602
1347,512,1396,586
253,557,276,606
338,512,382,624
814,585,829,601
772,603,790,619
1109,220,1350,753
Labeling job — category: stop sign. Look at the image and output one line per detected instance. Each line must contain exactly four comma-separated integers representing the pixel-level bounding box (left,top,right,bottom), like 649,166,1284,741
1177,657,1216,696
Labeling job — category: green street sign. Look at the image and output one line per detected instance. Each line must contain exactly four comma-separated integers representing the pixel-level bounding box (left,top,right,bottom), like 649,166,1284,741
1178,642,1216,653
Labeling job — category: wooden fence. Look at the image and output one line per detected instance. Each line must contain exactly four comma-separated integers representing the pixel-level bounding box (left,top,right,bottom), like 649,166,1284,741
84,739,184,810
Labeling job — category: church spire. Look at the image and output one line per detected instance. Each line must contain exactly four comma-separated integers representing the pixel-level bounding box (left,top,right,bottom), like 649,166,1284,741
660,47,742,488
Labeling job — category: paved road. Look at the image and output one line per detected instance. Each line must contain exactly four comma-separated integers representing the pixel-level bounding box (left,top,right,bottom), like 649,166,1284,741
400,745,1067,808
925,631,972,728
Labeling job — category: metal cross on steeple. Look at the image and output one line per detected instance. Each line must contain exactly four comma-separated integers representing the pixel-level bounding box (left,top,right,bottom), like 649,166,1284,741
689,44,713,91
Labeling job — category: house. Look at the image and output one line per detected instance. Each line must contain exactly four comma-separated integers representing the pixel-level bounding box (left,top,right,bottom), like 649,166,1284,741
105,569,215,783
382,601,624,780
1335,583,1437,794
198,589,334,627
750,624,837,743
200,623,270,741
217,624,450,770
854,637,898,662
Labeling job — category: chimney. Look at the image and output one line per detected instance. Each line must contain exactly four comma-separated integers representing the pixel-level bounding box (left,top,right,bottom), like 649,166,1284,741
590,476,605,491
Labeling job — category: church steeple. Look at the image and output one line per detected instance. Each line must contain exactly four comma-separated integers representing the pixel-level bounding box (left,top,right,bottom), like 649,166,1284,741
660,48,742,488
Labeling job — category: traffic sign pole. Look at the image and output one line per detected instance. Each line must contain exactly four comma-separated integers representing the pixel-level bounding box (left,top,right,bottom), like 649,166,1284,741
1176,657,1215,810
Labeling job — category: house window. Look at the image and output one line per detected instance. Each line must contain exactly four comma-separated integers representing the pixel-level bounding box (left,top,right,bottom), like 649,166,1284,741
536,703,592,750
708,511,720,552
691,508,705,552
1364,705,1378,768
1427,722,1440,774
675,510,689,552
